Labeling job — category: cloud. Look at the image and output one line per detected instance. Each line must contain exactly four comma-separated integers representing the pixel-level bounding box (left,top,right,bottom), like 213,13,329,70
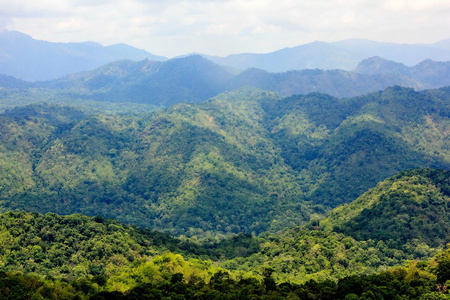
1,0,449,57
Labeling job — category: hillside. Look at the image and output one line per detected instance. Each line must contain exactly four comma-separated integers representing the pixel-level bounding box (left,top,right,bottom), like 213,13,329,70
0,30,166,81
0,87,448,238
2,171,450,299
322,168,450,248
227,67,421,98
355,57,450,88
3,54,450,110
0,55,440,110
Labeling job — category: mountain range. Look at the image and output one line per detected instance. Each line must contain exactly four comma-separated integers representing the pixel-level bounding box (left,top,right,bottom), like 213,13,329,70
0,30,167,82
2,30,450,81
1,30,450,299
2,54,450,110
0,86,448,238
205,38,450,73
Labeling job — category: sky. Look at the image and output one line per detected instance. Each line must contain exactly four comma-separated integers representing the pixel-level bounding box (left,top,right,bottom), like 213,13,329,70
1,0,449,58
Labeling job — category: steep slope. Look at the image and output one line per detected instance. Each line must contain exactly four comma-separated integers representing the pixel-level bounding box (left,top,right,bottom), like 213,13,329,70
207,41,358,72
266,86,450,206
0,87,448,238
322,168,450,248
0,30,166,81
355,57,450,88
44,55,234,106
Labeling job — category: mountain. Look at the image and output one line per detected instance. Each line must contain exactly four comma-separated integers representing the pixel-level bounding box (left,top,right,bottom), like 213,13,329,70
0,30,167,81
355,57,450,88
11,55,439,108
322,168,450,248
3,30,450,81
332,39,450,67
205,41,358,72
205,39,450,72
0,86,448,238
433,38,450,50
47,55,234,106
226,67,421,98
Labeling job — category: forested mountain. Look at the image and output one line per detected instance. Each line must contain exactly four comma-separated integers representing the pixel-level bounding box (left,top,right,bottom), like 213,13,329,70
2,31,450,300
0,86,448,238
2,168,450,299
43,54,425,100
355,57,450,88
0,30,167,81
3,55,449,110
45,55,234,106
226,67,421,98
322,168,450,248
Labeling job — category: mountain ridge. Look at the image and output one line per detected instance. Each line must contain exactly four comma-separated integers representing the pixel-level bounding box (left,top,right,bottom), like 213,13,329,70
4,54,447,109
0,86,448,238
2,30,450,81
0,30,167,81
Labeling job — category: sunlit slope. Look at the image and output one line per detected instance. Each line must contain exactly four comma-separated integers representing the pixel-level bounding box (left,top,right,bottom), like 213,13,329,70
322,168,450,247
0,86,448,237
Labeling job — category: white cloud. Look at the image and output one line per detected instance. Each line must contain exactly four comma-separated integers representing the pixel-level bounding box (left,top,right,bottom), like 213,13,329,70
1,0,449,57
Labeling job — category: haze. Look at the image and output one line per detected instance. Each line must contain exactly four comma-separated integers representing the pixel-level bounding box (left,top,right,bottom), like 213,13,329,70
1,0,450,58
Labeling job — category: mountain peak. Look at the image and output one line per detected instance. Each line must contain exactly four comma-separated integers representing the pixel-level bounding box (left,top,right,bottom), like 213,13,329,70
354,56,409,75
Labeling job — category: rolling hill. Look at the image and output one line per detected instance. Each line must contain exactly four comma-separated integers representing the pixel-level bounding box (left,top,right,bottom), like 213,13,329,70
0,86,448,238
322,168,450,248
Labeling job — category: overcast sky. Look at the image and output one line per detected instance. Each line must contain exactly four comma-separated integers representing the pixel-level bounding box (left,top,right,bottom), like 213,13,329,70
1,0,449,58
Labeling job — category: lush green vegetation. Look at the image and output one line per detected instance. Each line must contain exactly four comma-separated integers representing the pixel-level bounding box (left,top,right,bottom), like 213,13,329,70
0,86,449,238
0,203,449,299
322,168,450,248
0,168,448,298
0,167,449,284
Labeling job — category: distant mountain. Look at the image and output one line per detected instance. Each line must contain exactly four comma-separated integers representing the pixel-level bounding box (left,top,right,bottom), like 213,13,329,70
2,54,450,108
354,57,450,88
27,55,427,106
47,55,234,106
332,39,450,67
433,38,450,50
205,41,357,72
204,39,450,72
3,31,450,80
226,67,421,98
0,30,167,81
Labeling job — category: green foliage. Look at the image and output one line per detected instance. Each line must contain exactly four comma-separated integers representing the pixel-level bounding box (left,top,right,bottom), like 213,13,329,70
323,168,450,248
0,86,449,238
1,210,450,299
2,247,450,299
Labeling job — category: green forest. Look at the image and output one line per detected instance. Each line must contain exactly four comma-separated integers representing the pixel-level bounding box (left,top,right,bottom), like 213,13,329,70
0,167,450,299
0,86,448,238
0,83,449,299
